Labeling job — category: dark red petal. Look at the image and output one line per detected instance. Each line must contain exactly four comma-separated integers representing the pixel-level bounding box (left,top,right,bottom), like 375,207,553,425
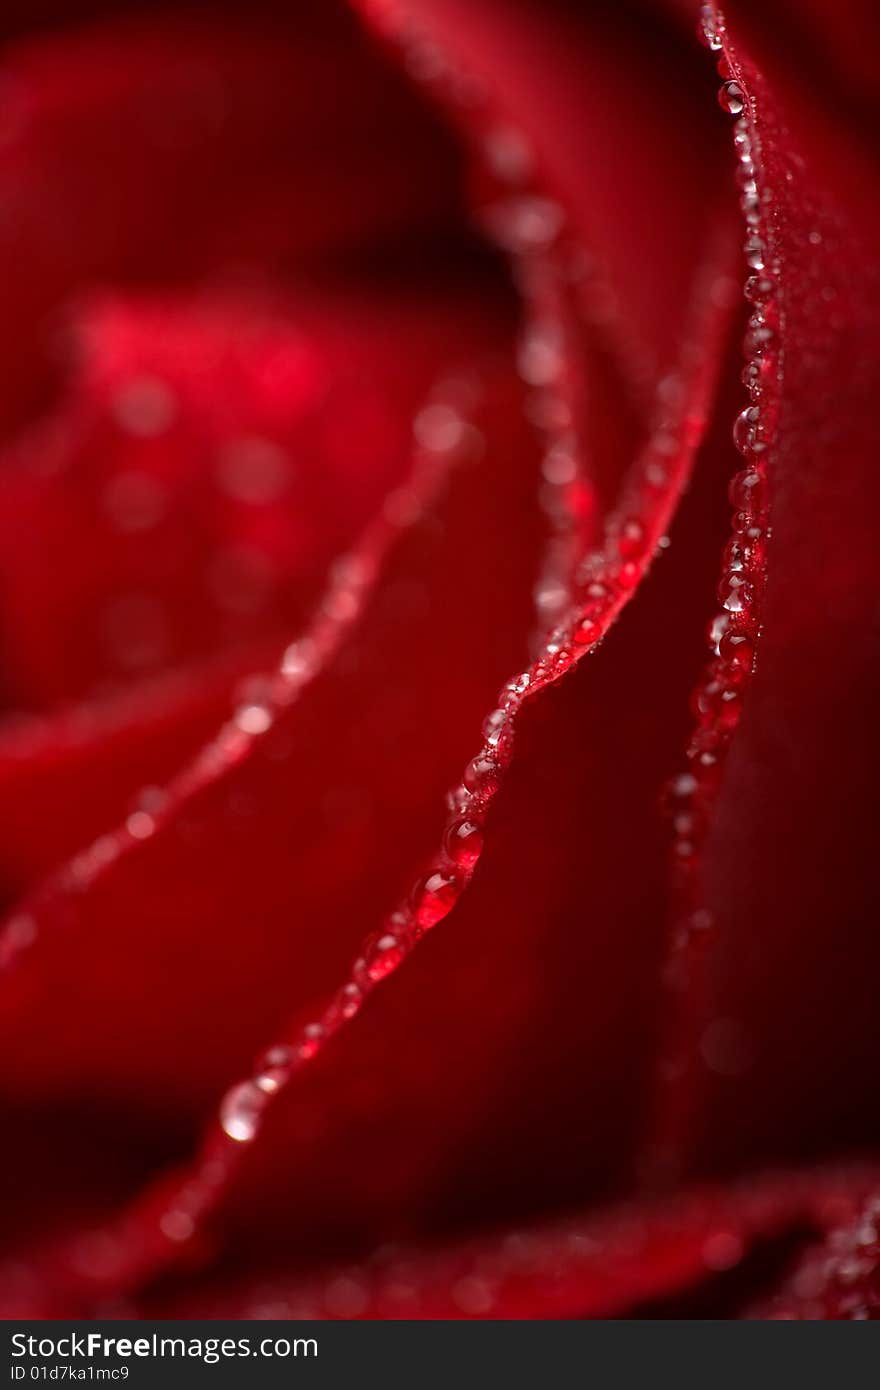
21,220,734,1306
754,1188,880,1320
387,0,727,370
132,1164,880,1320
0,649,271,893
0,3,466,429
0,0,734,1301
0,285,498,712
668,10,880,1179
0,353,541,1120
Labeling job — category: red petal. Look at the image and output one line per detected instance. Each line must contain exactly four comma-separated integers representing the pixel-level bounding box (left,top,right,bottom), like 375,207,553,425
133,1164,880,1320
0,4,467,429
661,10,880,1178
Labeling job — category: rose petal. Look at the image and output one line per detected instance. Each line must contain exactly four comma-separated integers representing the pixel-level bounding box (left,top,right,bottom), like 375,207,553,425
665,10,880,1179
131,1163,879,1320
0,3,467,430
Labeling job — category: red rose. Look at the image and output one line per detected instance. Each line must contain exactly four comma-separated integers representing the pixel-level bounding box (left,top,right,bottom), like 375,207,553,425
0,0,877,1320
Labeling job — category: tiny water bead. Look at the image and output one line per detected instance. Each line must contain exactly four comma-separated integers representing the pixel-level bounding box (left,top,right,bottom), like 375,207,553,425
130,5,740,1270
158,1210,196,1244
233,703,272,736
718,569,753,614
742,317,776,360
719,630,755,671
484,194,565,254
718,81,744,116
219,1079,273,1143
698,5,723,51
357,932,408,985
615,518,645,560
573,617,600,645
744,273,775,305
728,467,768,515
743,235,767,271
124,810,156,841
463,753,502,799
444,816,484,868
732,406,765,458
412,869,460,929
645,6,780,1174
481,707,511,751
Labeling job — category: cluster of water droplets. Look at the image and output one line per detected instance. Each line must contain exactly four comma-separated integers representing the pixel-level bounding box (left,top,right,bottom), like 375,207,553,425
44,0,740,1285
172,1164,872,1321
0,379,482,982
647,3,782,1170
168,272,729,1262
367,0,606,640
768,1195,880,1320
112,14,739,1269
483,154,601,638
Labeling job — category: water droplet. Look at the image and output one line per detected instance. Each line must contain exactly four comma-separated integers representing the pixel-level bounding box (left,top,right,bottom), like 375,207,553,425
337,981,362,1019
361,931,407,983
718,81,744,116
698,8,723,50
502,671,531,698
517,324,564,385
570,616,597,646
234,703,272,735
444,816,484,868
733,129,752,164
719,630,755,671
412,869,459,929
463,754,501,799
744,274,774,305
707,612,729,654
159,1210,195,1242
253,1064,287,1094
219,1079,269,1142
615,518,644,560
743,235,767,270
728,468,768,515
281,639,317,683
740,356,774,399
414,403,465,452
718,570,753,613
484,195,564,253
481,707,510,750
732,405,765,458
662,772,698,818
258,1044,293,1071
125,810,156,840
743,315,776,358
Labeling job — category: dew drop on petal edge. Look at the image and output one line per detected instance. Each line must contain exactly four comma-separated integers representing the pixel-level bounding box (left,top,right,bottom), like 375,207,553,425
445,816,484,868
219,1080,268,1143
718,81,745,116
719,630,755,670
413,870,459,929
